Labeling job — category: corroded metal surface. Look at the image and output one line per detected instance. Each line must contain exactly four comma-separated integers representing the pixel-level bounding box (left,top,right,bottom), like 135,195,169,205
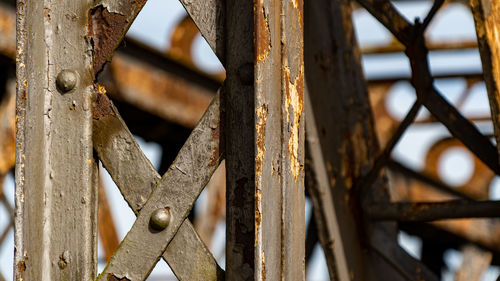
368,200,500,221
96,90,223,281
93,88,223,280
305,0,437,280
87,0,147,75
12,0,500,279
471,0,500,161
15,0,98,280
225,0,305,280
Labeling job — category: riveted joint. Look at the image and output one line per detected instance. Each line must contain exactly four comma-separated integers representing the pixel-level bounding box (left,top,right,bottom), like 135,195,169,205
56,69,78,93
149,207,171,231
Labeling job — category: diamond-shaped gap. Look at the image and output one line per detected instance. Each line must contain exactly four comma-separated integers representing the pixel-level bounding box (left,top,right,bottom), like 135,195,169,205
126,0,186,52
126,0,224,76
389,0,433,24
425,2,477,43
97,135,180,280
425,2,482,77
353,5,413,79
193,161,226,268
397,231,422,260
353,6,393,47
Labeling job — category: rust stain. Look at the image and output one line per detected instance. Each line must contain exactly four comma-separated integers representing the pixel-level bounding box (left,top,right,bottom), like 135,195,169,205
43,8,51,23
261,250,266,281
16,261,26,272
292,0,304,30
209,120,223,166
93,85,116,120
483,1,500,127
255,104,268,180
255,188,262,247
107,274,131,281
87,5,128,76
284,64,304,182
58,253,68,269
255,0,271,63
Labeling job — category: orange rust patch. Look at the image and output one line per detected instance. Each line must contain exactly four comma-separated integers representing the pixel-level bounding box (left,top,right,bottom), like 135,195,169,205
284,63,304,182
291,0,304,30
255,0,271,63
255,104,268,179
93,85,115,120
43,8,51,23
16,261,26,272
261,251,266,281
209,121,223,166
255,188,262,247
88,5,128,76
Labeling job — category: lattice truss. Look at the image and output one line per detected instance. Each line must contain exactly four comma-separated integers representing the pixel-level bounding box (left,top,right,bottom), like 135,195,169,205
3,0,500,280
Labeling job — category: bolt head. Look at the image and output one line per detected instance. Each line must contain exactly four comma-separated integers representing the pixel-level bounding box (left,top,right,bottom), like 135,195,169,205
56,70,78,93
150,208,171,231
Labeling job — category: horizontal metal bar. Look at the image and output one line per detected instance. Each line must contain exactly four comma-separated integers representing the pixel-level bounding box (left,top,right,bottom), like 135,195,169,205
93,90,223,280
361,40,478,54
367,200,500,222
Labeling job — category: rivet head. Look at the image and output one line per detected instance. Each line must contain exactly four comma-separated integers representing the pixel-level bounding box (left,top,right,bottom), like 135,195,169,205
150,208,171,231
56,69,78,93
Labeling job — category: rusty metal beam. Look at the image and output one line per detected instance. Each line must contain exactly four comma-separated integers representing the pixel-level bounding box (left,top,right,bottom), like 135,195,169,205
87,0,148,75
471,0,500,163
367,200,500,222
15,0,99,280
305,1,437,280
225,0,305,280
361,40,478,54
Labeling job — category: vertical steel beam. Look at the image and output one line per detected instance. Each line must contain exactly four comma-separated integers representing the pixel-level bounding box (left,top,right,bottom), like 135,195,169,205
471,0,500,161
225,0,304,280
15,0,98,280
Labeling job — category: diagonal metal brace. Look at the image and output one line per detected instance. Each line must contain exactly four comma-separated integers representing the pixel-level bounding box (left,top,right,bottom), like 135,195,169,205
93,87,224,280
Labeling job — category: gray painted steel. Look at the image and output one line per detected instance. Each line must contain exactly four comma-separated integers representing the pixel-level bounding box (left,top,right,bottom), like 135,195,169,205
96,91,223,281
93,91,223,280
15,0,99,280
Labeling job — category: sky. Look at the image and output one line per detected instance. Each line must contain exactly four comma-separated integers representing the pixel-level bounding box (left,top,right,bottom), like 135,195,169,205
1,0,499,280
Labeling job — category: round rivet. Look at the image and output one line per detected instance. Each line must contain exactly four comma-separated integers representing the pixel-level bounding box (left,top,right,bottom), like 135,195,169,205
150,208,171,231
56,69,78,93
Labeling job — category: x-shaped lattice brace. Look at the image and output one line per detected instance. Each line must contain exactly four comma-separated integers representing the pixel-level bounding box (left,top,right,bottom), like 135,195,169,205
88,0,304,280
88,2,225,280
93,89,224,281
